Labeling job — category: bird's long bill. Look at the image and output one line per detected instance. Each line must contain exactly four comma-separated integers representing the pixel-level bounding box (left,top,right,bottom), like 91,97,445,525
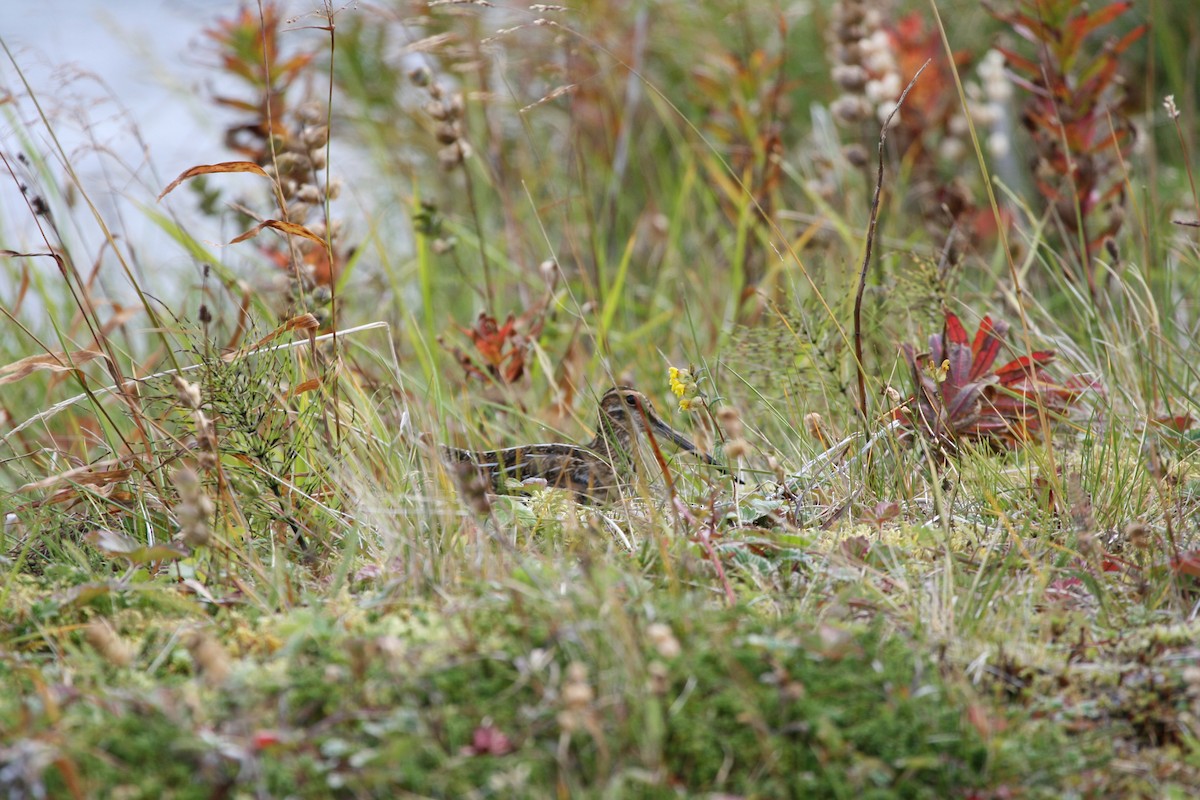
644,409,723,467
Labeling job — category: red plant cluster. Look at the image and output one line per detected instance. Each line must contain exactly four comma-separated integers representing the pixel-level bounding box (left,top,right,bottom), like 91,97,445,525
887,13,1010,248
444,311,545,386
882,14,969,160
204,3,317,160
897,312,1094,451
203,3,347,297
992,0,1145,293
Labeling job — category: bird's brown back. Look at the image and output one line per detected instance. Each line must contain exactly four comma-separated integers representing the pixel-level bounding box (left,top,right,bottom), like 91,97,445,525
441,386,699,504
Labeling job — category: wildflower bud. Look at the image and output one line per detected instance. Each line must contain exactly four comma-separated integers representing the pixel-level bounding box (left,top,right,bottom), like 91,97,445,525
435,121,462,145
174,376,202,411
839,22,868,44
834,3,865,26
196,449,217,472
175,466,201,498
725,438,749,460
563,661,594,709
563,681,594,708
296,102,323,125
85,619,134,667
326,178,342,200
425,100,450,121
767,455,785,483
183,628,232,687
1124,521,1151,550
646,623,682,660
178,497,215,548
832,64,869,92
295,184,321,205
939,138,967,162
831,95,871,125
1164,95,1180,120
716,405,742,439
174,466,214,547
286,201,312,222
668,367,700,412
438,141,465,171
1106,204,1126,232
833,43,862,66
274,151,308,177
309,149,327,169
301,125,329,150
804,412,827,443
408,64,433,87
842,144,869,168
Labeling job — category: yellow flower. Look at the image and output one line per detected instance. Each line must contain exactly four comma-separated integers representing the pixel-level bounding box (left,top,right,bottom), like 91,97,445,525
669,367,684,397
668,366,699,411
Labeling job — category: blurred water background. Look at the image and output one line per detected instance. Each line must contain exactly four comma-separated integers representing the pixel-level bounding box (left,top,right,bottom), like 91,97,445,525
2,1,297,305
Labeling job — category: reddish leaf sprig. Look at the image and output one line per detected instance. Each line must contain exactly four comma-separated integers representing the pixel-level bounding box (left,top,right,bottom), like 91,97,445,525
443,310,545,386
991,0,1145,293
897,311,1096,452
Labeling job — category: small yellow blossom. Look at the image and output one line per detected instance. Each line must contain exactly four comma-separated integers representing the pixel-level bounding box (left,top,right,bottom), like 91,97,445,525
928,359,950,383
668,367,685,397
668,366,699,411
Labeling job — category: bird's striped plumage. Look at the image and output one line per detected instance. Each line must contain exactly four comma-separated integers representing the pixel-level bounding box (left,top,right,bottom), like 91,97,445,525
442,386,711,503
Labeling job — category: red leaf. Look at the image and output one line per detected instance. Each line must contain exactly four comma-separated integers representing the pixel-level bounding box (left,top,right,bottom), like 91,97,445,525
996,47,1041,79
1171,551,1200,579
1075,2,1134,41
944,312,968,347
1110,24,1148,57
970,316,1007,380
1152,414,1195,433
994,352,1056,385
461,723,514,756
252,730,284,750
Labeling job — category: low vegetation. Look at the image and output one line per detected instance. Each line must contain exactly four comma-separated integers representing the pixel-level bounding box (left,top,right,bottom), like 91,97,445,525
2,1,1199,796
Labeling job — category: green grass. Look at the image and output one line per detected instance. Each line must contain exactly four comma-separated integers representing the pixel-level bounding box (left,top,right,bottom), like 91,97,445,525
3,0,1200,797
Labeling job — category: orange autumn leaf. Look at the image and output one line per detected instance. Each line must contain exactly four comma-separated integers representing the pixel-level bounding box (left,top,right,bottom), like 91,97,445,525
158,161,270,201
230,219,327,247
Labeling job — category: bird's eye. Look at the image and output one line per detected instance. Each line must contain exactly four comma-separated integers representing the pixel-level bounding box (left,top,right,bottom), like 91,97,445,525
625,394,638,407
